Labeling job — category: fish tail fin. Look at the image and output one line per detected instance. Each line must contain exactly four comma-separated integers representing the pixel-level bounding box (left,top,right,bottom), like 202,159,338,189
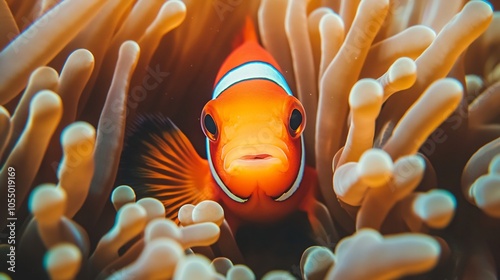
232,16,258,48
118,115,216,223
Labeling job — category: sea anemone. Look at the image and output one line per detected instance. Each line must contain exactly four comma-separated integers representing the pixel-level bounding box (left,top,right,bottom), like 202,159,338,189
0,0,499,279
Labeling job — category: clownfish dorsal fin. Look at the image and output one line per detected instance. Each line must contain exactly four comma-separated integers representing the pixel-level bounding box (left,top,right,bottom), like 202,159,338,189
118,115,216,223
232,16,258,49
242,16,258,42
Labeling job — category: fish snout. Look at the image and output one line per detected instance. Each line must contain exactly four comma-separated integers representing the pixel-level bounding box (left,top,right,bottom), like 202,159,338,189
223,144,289,174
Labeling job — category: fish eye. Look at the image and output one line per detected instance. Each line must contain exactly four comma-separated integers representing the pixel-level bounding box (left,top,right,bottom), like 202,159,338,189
289,109,303,131
288,108,305,138
203,113,218,141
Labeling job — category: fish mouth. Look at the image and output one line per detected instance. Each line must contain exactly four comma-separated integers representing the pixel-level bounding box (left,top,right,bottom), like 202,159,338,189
240,154,273,160
223,144,289,173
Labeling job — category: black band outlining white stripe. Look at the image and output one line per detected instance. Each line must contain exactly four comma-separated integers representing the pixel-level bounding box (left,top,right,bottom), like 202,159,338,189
212,61,293,99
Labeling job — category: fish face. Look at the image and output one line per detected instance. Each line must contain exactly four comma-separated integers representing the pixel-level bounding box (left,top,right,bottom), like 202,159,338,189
201,80,307,221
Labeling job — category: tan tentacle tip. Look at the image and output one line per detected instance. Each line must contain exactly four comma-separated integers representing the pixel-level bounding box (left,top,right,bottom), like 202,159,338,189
112,238,184,279
57,121,96,175
462,0,494,22
173,254,217,280
470,174,500,218
227,264,256,280
44,243,82,280
178,204,195,226
413,189,457,229
397,78,464,134
330,229,440,279
434,78,464,99
410,25,436,42
262,270,296,280
388,57,417,88
192,200,224,226
60,121,95,151
111,185,136,211
386,78,463,158
90,204,147,268
349,79,383,118
158,0,187,30
120,40,141,57
115,203,148,233
302,246,335,280
29,184,67,225
66,49,95,68
30,90,63,119
320,12,344,30
144,218,219,249
395,155,426,177
180,222,220,248
30,66,60,85
392,155,426,192
143,238,185,277
144,218,182,243
358,149,394,187
91,204,146,263
211,257,234,276
137,197,166,221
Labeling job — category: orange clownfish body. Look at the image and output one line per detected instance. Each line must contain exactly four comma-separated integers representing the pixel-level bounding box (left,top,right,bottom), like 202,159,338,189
119,19,316,228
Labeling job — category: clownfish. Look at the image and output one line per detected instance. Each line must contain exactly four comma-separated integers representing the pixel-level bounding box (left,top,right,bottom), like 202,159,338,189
119,18,316,229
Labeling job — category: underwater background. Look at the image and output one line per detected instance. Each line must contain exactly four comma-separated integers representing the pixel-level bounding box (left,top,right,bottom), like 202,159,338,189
0,0,500,279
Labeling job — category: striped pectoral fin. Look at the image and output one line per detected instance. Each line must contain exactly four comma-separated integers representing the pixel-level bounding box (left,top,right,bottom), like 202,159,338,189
118,115,216,222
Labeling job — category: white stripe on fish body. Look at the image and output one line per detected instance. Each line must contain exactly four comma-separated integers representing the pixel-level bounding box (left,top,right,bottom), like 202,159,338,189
212,61,293,99
206,139,249,203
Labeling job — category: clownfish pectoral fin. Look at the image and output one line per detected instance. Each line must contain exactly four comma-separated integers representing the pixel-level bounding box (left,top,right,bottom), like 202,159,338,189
118,115,216,222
